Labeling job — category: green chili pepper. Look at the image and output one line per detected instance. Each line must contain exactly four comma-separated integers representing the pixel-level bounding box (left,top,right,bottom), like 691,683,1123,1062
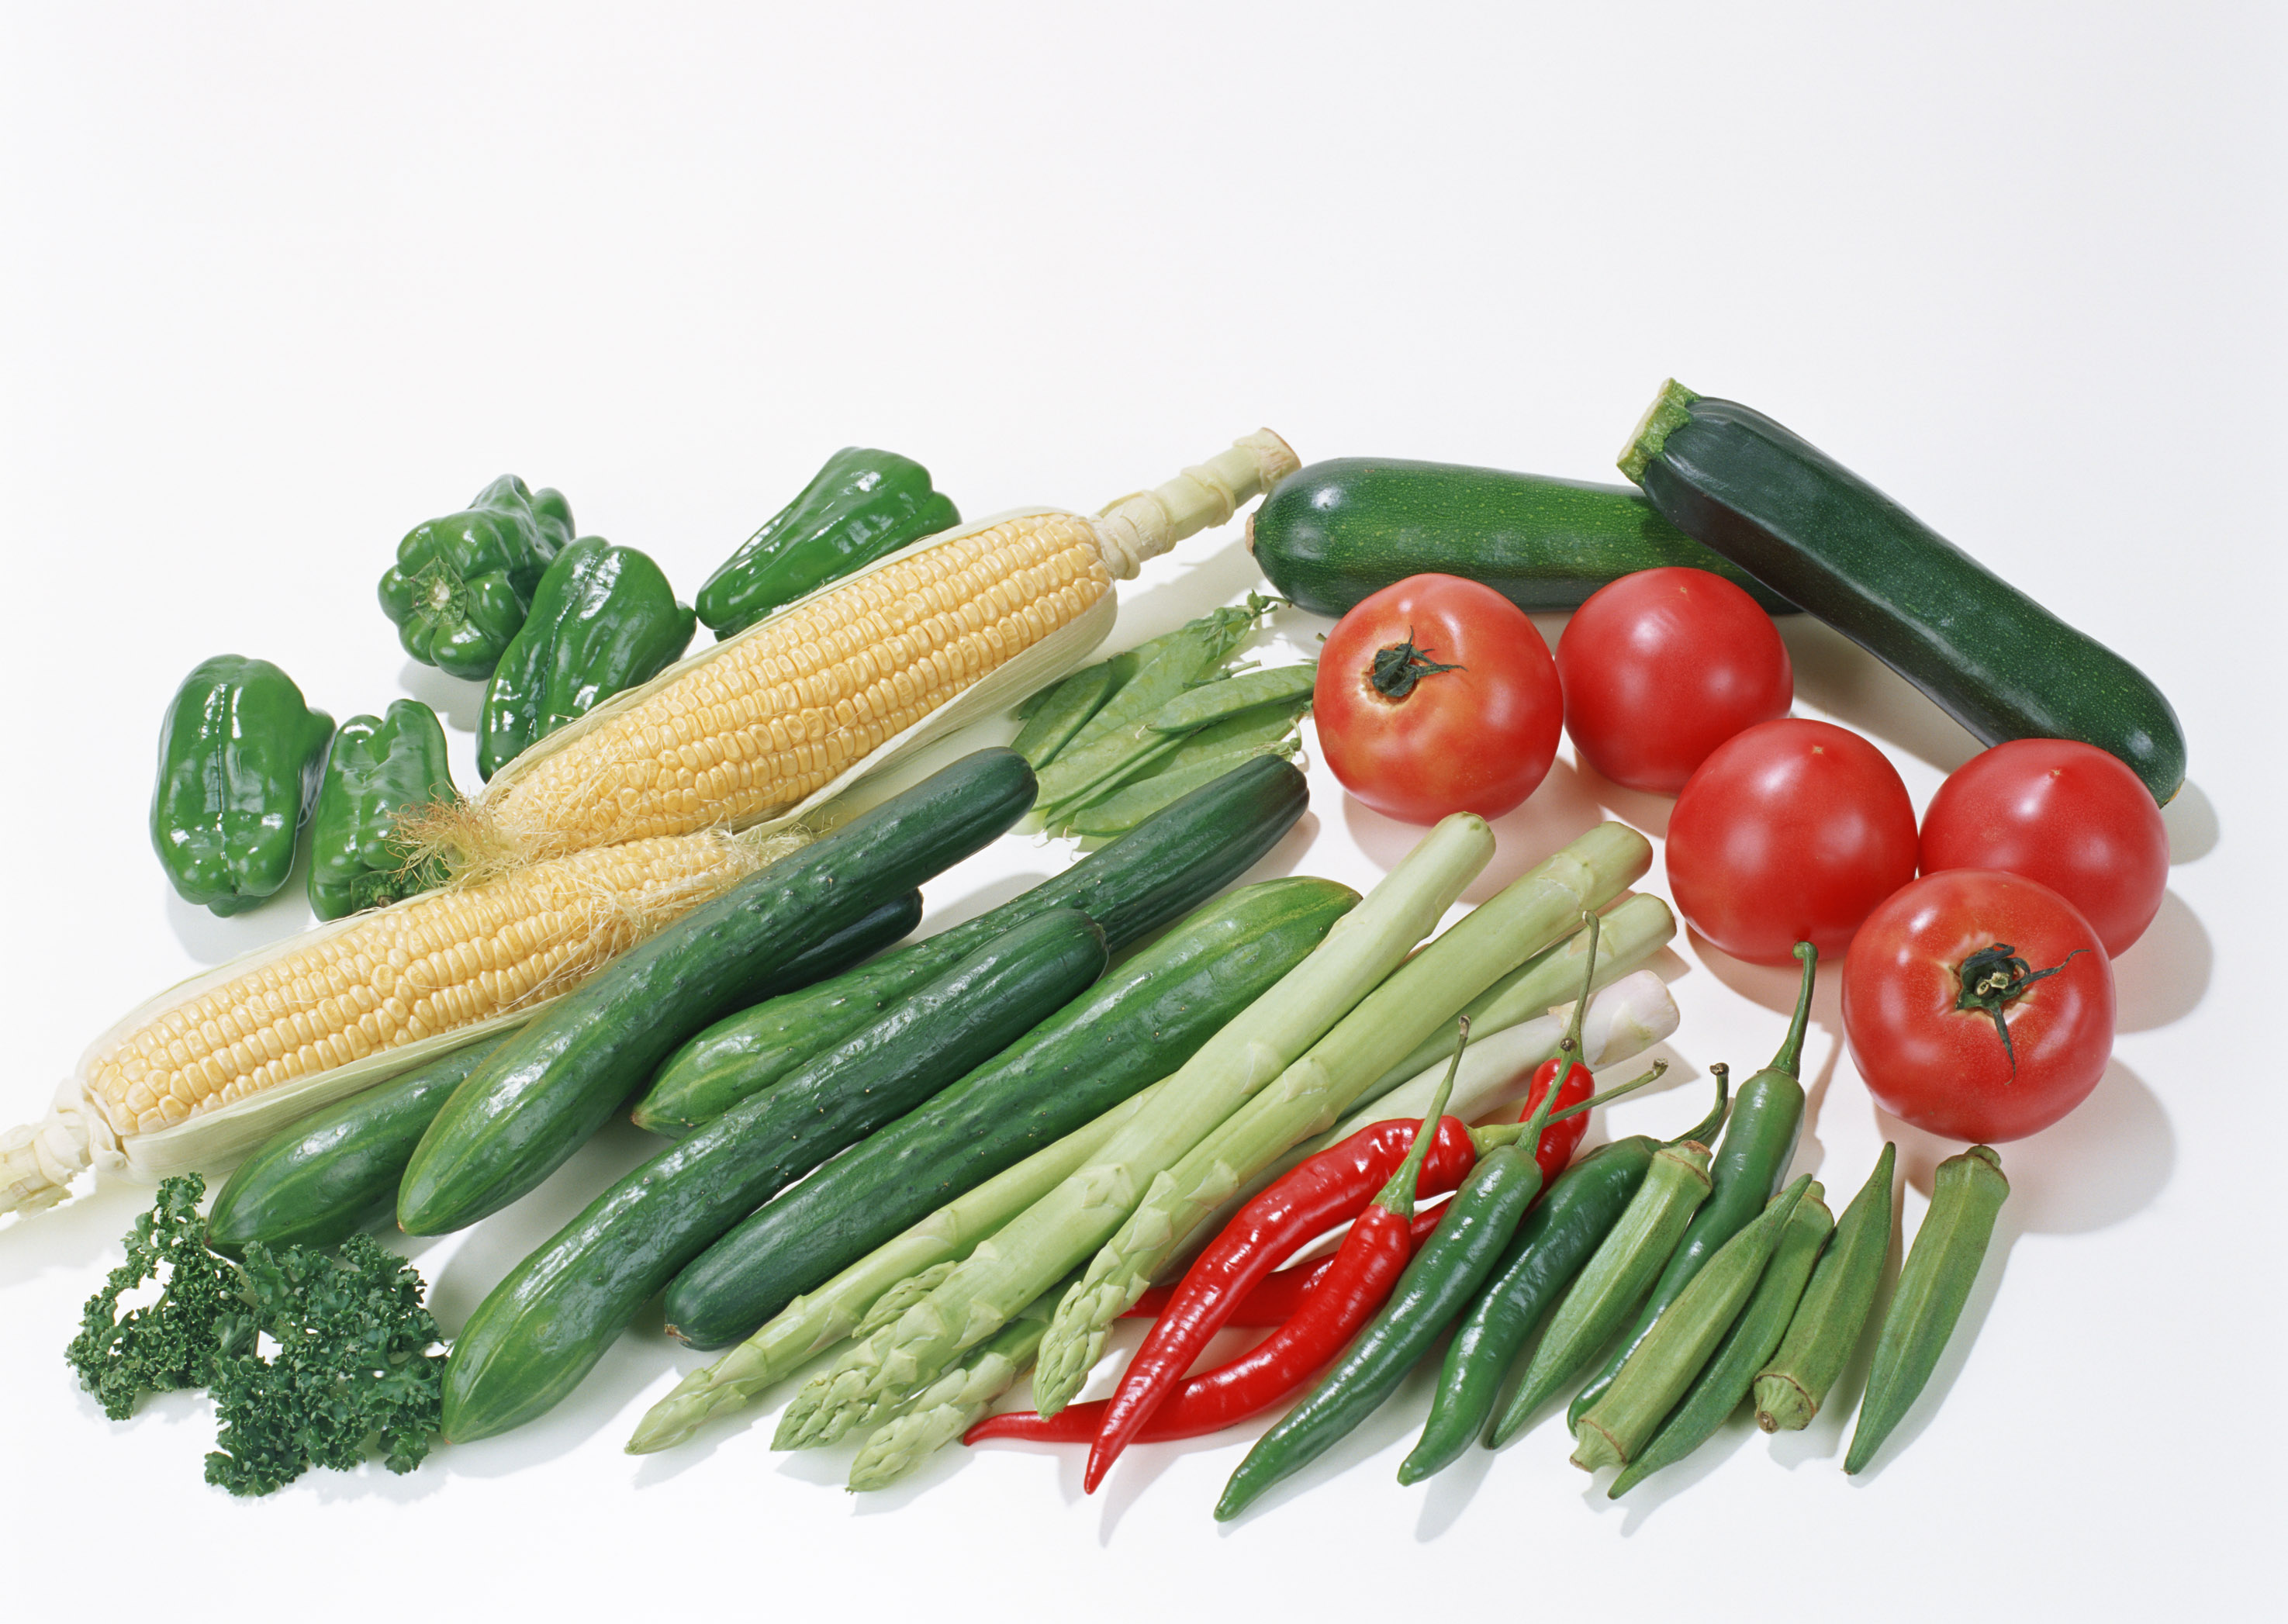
150,655,334,916
1756,1142,1896,1432
1488,1137,1713,1447
1846,1144,2007,1474
1215,1049,1594,1522
306,700,455,921
1566,941,1815,1429
1609,1180,1834,1496
695,448,959,640
1397,1069,1730,1484
1573,1174,1815,1471
476,537,697,782
378,475,575,679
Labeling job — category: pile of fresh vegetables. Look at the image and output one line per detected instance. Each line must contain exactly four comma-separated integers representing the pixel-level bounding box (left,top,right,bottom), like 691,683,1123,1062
9,378,2182,1515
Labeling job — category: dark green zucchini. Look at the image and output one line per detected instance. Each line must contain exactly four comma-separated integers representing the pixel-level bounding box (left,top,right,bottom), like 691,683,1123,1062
438,907,1108,1442
660,875,1360,1350
206,893,920,1253
396,748,1038,1235
630,753,1311,1135
1621,381,2186,803
1249,458,1796,618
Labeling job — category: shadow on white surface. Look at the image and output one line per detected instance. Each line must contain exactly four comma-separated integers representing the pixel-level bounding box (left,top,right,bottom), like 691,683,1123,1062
1778,617,1984,778
1336,758,1608,900
162,856,311,966
0,1177,157,1284
2110,891,2210,1032
1568,750,1677,840
396,658,485,734
2159,779,2217,863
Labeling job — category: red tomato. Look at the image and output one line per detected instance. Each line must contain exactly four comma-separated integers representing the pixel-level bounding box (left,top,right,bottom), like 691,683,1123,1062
1843,869,2114,1141
1665,718,1919,965
1919,738,2169,958
1556,567,1793,794
1314,574,1562,824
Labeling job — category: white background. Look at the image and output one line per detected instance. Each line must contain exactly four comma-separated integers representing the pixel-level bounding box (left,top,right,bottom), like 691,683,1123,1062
2,4,2280,1618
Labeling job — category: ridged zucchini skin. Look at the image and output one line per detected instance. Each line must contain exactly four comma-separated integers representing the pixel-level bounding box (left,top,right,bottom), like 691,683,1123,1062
205,894,919,1254
396,748,1039,1236
630,755,1312,1136
437,907,1108,1442
660,875,1361,1350
1624,385,2186,803
1249,458,1796,618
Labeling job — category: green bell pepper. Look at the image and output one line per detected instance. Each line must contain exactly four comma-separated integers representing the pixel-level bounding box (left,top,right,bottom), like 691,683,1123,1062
476,537,698,782
695,448,959,639
378,475,576,679
307,700,458,921
150,656,334,916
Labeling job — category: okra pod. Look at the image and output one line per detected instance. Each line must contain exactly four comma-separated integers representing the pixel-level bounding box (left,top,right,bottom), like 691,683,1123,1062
1572,1175,1815,1471
1567,942,1815,1428
1609,1182,1833,1496
1845,1144,2007,1474
1488,1139,1714,1446
1756,1142,1896,1432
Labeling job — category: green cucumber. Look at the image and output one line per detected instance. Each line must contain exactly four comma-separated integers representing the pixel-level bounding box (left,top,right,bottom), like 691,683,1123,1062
631,754,1311,1135
206,1034,513,1254
1249,458,1796,618
397,748,1039,1235
438,907,1108,1441
1622,381,2186,803
205,894,920,1253
661,876,1359,1349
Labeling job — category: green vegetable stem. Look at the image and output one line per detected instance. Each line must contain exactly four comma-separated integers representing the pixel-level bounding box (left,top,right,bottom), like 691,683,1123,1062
1846,1145,2008,1474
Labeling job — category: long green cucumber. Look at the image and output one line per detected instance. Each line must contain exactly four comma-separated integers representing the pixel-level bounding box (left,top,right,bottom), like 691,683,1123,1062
659,875,1360,1349
1622,381,2185,803
630,755,1311,1135
1249,458,1796,618
396,748,1039,1235
202,895,920,1253
438,907,1108,1441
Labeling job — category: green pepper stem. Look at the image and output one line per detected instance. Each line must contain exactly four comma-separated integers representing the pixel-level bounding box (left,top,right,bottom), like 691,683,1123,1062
1472,1061,1668,1152
1670,1063,1730,1149
1375,1018,1464,1216
1557,910,1602,1058
1769,943,1819,1078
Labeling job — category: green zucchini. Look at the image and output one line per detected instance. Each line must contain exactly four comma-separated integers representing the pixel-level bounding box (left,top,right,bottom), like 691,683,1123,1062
438,907,1108,1442
630,754,1312,1135
660,875,1360,1349
1621,381,2186,803
1249,458,1796,618
396,748,1039,1235
204,893,921,1253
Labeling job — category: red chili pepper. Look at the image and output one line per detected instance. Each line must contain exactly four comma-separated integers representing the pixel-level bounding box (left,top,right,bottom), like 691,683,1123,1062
969,1183,1430,1450
1519,1056,1595,1185
1125,1204,1449,1325
1080,1031,1471,1492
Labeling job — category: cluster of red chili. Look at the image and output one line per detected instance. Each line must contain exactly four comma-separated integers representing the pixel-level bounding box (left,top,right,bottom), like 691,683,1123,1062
966,1035,1598,1488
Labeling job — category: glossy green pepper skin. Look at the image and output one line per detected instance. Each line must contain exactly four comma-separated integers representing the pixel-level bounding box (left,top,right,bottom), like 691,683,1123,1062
476,537,698,782
378,475,576,679
696,448,959,639
150,656,334,916
306,700,458,921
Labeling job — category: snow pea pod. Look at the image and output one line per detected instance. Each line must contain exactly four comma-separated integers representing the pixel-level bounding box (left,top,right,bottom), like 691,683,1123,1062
1566,941,1815,1428
1846,1144,2007,1474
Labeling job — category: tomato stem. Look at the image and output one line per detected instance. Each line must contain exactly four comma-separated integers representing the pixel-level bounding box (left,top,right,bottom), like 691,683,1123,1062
1369,631,1464,700
1953,942,2088,1078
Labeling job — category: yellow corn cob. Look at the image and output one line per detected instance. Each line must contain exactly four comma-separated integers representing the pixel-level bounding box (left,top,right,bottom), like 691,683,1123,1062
453,430,1299,872
1,825,797,1216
